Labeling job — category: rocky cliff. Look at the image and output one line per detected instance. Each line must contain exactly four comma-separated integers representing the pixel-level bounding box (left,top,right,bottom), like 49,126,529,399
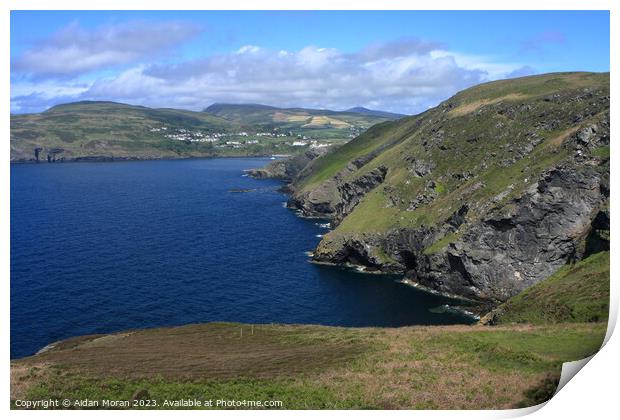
245,148,331,181
278,72,610,304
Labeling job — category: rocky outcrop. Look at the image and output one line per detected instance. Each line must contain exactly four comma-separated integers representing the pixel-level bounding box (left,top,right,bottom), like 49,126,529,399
415,165,607,301
245,148,330,181
313,163,608,303
288,165,388,223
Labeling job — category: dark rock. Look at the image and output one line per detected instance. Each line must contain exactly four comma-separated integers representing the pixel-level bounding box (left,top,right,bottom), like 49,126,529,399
412,165,606,301
576,125,597,145
334,166,388,223
132,389,150,401
585,208,610,256
406,157,435,177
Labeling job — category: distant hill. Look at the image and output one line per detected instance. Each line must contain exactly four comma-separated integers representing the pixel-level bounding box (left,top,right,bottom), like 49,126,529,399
202,103,402,130
345,106,406,119
10,101,396,162
10,101,237,162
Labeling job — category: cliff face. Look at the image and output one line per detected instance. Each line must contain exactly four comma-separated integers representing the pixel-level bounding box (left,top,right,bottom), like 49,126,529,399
283,72,610,303
245,148,331,181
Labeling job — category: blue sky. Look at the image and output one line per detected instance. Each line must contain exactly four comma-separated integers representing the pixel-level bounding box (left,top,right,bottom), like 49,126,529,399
10,10,610,114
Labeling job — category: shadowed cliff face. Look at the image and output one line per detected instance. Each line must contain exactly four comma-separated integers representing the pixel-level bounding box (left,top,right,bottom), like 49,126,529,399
414,165,607,301
280,72,610,303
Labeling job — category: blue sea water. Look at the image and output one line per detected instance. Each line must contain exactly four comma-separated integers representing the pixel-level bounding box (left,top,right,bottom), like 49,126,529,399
10,158,474,358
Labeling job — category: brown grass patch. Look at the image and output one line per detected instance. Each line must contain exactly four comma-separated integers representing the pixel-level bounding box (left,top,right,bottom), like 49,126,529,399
449,93,530,117
309,325,546,409
302,116,350,128
10,362,50,400
272,112,310,123
549,126,580,146
15,323,367,381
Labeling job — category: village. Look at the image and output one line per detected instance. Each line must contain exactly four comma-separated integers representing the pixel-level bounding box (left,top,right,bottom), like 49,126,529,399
148,126,335,149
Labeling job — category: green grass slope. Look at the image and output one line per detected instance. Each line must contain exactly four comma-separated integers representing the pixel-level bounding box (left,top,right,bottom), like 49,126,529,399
296,72,609,240
203,103,401,138
296,119,409,190
11,322,605,409
483,251,610,325
10,101,236,161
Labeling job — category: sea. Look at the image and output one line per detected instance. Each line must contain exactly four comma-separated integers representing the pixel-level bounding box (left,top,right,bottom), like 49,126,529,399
10,158,474,358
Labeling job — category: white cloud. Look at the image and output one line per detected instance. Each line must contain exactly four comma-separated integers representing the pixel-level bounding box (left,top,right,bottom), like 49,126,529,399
11,38,536,114
430,50,526,80
12,20,203,78
236,45,261,54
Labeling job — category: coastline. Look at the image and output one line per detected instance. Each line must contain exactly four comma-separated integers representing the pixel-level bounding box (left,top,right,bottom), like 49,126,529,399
9,153,283,165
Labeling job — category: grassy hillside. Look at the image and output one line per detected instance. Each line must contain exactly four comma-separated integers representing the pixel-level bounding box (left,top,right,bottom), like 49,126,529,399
11,101,399,162
293,72,609,258
203,103,402,139
483,251,610,325
11,322,605,409
296,119,405,189
10,101,236,161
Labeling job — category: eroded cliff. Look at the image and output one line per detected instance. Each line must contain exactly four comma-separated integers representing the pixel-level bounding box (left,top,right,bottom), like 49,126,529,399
280,72,610,303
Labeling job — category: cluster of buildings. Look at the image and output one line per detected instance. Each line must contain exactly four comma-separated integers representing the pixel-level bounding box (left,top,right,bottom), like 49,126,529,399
256,132,288,138
149,126,253,143
147,126,331,149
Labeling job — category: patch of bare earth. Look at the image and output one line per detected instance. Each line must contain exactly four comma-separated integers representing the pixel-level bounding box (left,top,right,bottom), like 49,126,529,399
13,323,367,381
12,323,594,409
449,94,530,117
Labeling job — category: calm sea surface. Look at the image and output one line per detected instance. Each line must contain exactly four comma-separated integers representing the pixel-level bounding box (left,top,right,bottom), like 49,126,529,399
11,158,474,358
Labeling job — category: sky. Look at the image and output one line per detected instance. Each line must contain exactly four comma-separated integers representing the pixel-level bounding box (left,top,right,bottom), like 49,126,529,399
10,10,610,115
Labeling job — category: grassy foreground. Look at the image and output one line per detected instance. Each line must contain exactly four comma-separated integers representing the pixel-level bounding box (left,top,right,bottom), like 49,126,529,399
11,321,606,409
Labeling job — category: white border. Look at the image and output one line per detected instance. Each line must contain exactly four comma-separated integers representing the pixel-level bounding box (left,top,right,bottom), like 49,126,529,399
2,1,616,419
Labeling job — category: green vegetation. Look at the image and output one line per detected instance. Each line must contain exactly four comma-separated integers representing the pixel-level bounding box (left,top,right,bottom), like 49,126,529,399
204,103,402,139
593,145,610,160
295,72,609,248
447,72,603,106
10,101,397,162
488,252,610,325
296,120,404,190
423,231,460,255
11,322,605,409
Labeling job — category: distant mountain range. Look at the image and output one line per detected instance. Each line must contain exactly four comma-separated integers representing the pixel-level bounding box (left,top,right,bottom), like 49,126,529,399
10,101,404,162
203,103,405,123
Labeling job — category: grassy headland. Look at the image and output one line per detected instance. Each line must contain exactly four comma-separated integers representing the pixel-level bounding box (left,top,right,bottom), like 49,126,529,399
11,322,605,409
